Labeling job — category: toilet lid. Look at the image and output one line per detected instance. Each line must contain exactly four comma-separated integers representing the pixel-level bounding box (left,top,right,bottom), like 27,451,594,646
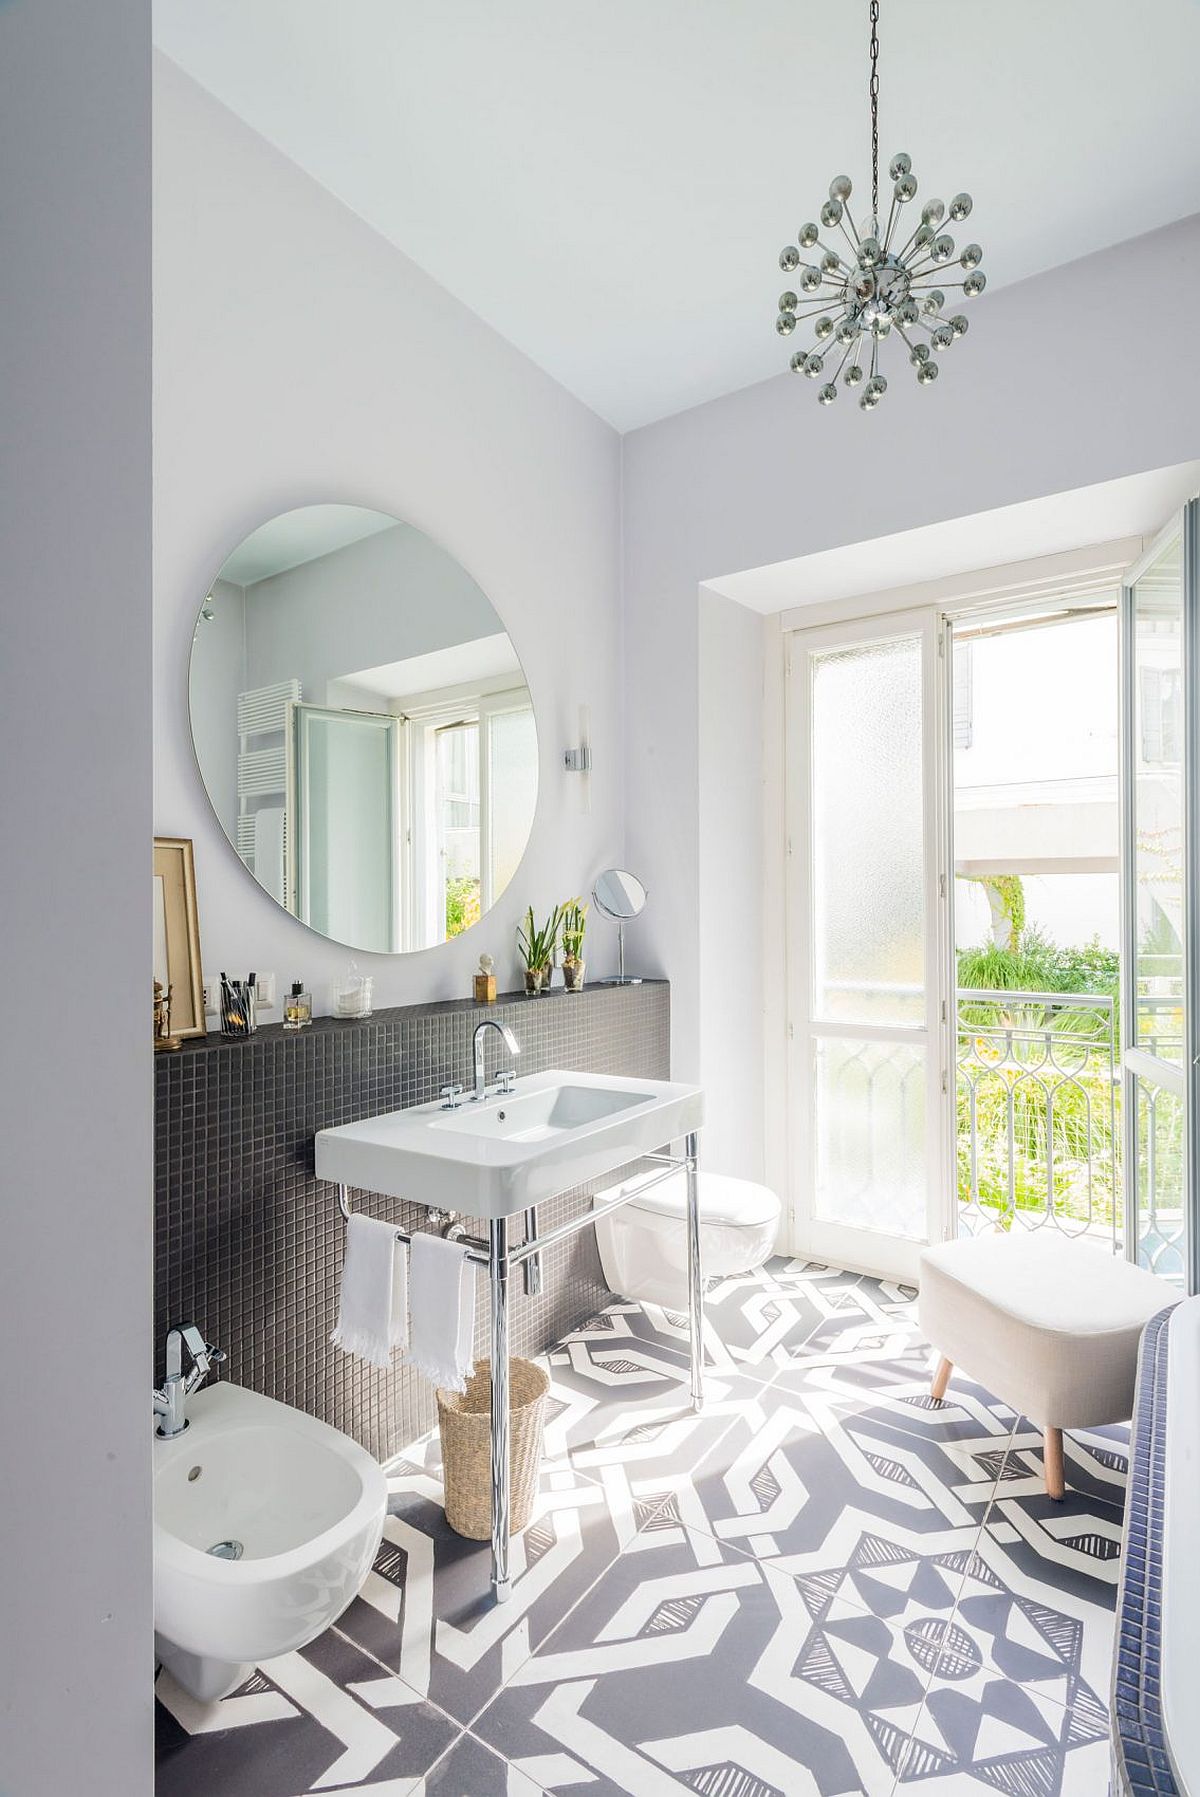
619,1170,781,1228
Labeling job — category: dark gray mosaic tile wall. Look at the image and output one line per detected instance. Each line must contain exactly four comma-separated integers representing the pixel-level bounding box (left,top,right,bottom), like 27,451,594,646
155,981,670,1460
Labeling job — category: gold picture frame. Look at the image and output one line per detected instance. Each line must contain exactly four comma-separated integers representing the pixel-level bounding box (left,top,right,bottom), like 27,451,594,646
153,837,205,1040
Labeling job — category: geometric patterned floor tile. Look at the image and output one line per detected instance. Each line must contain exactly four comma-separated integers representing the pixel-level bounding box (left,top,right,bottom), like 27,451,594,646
540,1334,772,1499
666,1365,1005,1575
337,1456,644,1726
474,1540,909,1795
696,1258,877,1378
898,1731,1112,1794
154,1258,1130,1797
981,1466,1126,1615
154,1627,461,1797
414,1729,545,1794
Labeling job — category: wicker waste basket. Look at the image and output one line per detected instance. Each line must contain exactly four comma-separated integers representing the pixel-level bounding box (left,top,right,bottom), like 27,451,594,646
436,1357,550,1540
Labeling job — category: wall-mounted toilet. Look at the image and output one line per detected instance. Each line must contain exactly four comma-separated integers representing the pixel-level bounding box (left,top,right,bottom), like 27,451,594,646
595,1169,781,1308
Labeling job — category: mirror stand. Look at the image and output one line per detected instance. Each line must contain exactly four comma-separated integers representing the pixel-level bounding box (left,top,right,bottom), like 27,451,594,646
591,867,647,987
602,920,642,986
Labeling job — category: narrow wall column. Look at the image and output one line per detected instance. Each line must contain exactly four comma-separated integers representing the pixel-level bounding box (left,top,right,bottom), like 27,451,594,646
0,3,153,1790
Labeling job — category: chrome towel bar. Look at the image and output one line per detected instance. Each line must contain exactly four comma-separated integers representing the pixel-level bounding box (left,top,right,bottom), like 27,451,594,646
331,1136,704,1606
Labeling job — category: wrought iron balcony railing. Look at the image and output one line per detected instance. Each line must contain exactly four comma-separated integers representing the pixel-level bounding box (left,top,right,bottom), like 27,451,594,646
956,987,1118,1245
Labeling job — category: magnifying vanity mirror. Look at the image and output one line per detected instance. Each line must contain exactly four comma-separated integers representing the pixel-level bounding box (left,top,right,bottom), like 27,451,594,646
592,868,647,986
189,504,539,954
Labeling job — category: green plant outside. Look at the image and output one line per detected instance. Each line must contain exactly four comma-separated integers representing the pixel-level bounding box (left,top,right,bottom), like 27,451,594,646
445,876,481,939
956,921,1120,1234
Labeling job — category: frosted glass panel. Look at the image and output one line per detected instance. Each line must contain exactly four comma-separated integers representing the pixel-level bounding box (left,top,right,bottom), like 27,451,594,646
812,636,924,1024
1132,535,1184,1064
302,712,396,952
814,1038,926,1237
436,721,481,940
489,706,538,896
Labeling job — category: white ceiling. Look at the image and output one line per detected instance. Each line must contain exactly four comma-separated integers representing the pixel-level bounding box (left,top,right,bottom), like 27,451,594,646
337,634,521,701
219,504,397,585
154,1,1200,432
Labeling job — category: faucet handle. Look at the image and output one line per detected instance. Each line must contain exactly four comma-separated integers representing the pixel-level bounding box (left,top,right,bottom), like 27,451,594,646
176,1324,223,1372
496,1069,516,1094
440,1083,466,1109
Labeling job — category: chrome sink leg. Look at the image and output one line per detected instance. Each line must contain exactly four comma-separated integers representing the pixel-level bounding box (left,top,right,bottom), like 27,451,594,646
489,1216,511,1603
685,1131,704,1410
523,1207,542,1296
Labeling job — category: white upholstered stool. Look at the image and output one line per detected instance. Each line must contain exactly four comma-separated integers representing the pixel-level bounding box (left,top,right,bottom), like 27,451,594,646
918,1233,1178,1499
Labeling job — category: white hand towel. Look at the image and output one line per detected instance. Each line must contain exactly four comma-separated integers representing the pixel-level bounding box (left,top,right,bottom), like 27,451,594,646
331,1214,409,1368
408,1234,476,1393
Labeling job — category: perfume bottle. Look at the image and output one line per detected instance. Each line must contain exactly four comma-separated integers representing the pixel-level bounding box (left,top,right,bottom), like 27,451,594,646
283,980,312,1030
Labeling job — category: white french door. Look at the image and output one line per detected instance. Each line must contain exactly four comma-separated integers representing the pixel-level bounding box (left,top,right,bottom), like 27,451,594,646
785,607,952,1283
1120,502,1200,1288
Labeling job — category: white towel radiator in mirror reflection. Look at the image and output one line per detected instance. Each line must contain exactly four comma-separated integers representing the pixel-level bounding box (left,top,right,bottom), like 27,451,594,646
235,679,300,907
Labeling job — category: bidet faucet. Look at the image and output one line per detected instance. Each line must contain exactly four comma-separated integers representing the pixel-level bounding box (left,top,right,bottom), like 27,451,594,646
153,1322,225,1438
473,1019,519,1101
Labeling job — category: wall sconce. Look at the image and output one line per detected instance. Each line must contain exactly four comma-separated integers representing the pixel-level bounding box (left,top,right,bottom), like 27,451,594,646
564,705,591,812
563,703,591,774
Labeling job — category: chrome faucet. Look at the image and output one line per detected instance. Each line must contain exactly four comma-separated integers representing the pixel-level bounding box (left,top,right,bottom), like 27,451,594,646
473,1019,519,1101
153,1323,225,1438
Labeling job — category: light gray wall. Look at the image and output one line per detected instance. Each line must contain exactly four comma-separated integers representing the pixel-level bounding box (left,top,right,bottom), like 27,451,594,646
189,576,246,841
698,589,767,1179
155,56,624,1011
0,4,153,1793
623,214,1200,1176
245,520,503,696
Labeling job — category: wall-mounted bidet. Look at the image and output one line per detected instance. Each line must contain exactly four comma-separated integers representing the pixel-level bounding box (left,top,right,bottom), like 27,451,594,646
153,1374,386,1702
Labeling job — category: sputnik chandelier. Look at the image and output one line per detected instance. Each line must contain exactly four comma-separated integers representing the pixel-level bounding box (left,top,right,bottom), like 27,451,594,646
775,0,984,409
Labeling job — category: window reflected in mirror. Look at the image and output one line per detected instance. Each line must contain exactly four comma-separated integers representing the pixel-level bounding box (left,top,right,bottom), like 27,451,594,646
189,504,539,955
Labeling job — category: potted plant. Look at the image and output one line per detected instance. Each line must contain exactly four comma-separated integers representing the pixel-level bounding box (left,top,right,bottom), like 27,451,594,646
560,898,588,991
517,904,561,996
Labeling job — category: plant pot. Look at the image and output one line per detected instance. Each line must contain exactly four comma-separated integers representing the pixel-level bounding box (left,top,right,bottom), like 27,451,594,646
562,955,585,992
524,966,549,996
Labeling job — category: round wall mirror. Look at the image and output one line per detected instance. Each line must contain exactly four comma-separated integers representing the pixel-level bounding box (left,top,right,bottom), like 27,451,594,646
189,504,539,954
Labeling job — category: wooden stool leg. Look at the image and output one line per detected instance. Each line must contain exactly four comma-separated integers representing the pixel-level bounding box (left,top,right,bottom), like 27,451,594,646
1044,1426,1065,1501
930,1356,953,1402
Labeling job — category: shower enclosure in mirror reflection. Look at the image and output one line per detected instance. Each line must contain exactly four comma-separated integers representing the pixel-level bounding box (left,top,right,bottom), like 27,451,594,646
189,504,539,954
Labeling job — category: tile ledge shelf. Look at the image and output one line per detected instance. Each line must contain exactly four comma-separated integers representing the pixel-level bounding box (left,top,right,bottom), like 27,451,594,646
180,976,669,1054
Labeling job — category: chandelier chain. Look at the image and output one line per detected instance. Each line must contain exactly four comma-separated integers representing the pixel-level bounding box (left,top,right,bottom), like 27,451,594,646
869,0,880,221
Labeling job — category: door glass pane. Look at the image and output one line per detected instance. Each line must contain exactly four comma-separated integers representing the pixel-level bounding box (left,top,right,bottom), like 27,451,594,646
811,635,924,1024
488,706,537,897
436,721,480,939
814,1039,926,1237
301,713,395,951
1128,527,1189,1282
1136,1079,1185,1280
1133,535,1184,1063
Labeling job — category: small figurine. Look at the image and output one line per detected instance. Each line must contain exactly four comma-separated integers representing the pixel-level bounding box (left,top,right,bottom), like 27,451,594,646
474,952,497,1005
154,979,181,1052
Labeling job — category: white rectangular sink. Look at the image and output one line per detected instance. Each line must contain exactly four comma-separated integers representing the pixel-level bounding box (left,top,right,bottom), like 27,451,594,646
315,1068,703,1219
